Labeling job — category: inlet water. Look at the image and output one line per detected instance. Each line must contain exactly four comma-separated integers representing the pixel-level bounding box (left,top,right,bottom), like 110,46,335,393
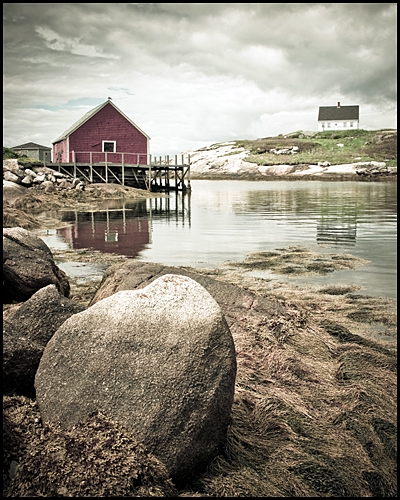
38,180,397,300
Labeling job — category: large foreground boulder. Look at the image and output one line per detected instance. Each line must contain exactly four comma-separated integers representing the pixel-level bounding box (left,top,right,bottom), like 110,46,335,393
3,227,70,302
35,274,237,486
3,285,85,398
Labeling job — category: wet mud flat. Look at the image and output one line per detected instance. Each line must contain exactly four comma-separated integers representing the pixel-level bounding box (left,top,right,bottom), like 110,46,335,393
52,243,396,343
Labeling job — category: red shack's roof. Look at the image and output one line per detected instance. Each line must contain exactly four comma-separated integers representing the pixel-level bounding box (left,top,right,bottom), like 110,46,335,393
52,99,151,144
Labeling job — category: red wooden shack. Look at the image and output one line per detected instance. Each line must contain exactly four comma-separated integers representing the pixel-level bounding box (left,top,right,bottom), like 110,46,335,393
52,98,150,165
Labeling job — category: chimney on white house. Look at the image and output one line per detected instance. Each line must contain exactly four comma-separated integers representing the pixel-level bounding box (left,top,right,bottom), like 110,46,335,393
337,102,341,108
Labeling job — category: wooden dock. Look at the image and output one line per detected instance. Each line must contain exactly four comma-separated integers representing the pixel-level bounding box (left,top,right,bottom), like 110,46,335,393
49,152,191,192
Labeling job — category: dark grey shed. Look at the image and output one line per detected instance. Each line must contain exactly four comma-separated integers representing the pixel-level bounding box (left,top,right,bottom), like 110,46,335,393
11,142,52,162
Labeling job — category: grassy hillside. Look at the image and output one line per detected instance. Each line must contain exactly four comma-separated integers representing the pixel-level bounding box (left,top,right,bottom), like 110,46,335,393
235,129,397,168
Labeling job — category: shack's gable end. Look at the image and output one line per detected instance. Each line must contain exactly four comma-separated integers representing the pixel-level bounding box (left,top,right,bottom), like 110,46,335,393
69,104,148,155
52,101,150,163
52,100,150,143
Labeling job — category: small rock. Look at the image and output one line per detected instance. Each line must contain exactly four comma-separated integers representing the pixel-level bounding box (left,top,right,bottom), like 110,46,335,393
4,171,20,183
20,175,33,186
33,174,46,183
42,180,55,192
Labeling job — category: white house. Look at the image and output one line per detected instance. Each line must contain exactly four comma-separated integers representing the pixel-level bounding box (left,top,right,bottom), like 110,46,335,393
317,102,359,132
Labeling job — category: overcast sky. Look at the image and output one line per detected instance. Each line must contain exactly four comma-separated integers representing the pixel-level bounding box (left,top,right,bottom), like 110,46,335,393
3,3,397,157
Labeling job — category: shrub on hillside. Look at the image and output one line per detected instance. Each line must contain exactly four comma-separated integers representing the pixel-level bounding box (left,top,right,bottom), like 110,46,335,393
3,147,19,159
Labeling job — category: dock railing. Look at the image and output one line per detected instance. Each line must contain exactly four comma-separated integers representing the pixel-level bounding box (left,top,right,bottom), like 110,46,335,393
68,151,190,166
55,151,191,191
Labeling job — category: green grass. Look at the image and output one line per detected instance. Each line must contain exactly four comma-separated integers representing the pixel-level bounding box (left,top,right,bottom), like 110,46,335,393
3,147,38,164
235,129,397,167
3,147,20,159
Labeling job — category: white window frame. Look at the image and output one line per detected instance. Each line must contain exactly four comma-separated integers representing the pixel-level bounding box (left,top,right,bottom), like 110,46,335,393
102,140,116,153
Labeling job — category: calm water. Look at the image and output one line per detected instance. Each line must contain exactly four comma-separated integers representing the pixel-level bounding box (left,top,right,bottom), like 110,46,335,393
38,180,397,300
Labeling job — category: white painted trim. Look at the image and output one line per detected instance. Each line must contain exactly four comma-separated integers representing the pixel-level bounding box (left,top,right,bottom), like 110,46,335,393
147,137,151,160
102,140,116,153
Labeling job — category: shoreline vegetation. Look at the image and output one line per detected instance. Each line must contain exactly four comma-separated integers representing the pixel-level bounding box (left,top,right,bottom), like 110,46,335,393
235,128,397,168
3,129,397,496
185,128,397,181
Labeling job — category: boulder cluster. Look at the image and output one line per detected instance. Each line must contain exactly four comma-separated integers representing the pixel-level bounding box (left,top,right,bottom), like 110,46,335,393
3,159,85,192
355,163,396,177
269,145,300,155
254,145,300,155
3,227,237,494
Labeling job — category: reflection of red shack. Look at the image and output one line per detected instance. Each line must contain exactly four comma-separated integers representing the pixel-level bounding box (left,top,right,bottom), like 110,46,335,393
57,209,150,258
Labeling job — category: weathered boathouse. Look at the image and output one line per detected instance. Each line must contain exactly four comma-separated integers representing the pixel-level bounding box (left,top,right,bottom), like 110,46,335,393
12,142,52,163
52,98,190,191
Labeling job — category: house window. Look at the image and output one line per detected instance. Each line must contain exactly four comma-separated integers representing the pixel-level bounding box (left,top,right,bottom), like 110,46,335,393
350,122,354,127
102,141,116,152
343,122,347,127
327,122,331,128
105,231,118,242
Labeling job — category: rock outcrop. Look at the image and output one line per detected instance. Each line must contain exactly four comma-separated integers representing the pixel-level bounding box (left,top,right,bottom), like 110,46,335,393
3,180,29,205
3,322,39,398
3,159,81,191
3,285,85,398
355,163,395,177
89,260,284,320
3,227,70,302
35,274,237,486
181,141,397,178
182,142,260,176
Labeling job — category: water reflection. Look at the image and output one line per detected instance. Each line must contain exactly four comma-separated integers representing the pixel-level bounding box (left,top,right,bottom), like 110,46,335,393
56,193,191,258
149,192,191,226
233,182,396,248
315,187,359,247
316,219,357,246
38,180,396,300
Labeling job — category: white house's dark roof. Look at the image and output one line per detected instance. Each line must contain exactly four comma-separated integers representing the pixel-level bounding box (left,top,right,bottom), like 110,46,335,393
52,100,151,144
318,105,359,121
12,142,51,150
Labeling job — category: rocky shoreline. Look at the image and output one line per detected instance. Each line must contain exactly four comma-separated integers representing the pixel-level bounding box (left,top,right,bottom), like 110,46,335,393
183,140,397,180
3,160,397,497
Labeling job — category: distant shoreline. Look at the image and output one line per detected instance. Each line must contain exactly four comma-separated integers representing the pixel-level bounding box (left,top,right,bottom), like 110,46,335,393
190,172,397,182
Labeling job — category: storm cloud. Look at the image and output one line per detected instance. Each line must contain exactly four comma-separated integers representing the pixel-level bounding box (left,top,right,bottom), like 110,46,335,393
3,3,397,156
